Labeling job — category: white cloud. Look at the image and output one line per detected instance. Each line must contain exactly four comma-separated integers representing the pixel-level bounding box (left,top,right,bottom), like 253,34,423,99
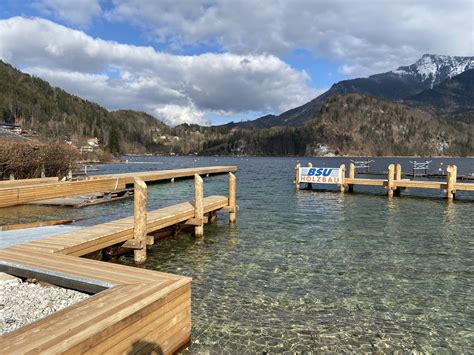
0,17,316,126
33,0,102,27
154,105,208,126
107,0,474,76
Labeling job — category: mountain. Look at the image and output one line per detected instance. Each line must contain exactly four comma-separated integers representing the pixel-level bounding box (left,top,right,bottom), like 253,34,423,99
228,54,474,128
408,69,474,123
197,94,473,156
0,60,170,153
0,58,472,157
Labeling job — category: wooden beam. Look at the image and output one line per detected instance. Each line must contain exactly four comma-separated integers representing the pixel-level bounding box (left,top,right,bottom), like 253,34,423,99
185,216,208,226
228,172,237,223
194,174,204,237
133,177,147,264
0,177,58,187
446,165,457,200
122,239,144,250
339,164,346,193
387,164,395,197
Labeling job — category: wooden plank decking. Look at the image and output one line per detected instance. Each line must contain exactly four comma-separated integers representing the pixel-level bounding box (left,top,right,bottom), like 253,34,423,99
0,166,237,208
0,182,234,353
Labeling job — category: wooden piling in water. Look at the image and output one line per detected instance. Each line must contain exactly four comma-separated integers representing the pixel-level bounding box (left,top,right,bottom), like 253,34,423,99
229,172,237,223
348,163,355,192
295,161,300,191
133,177,147,264
307,162,313,190
447,165,457,200
395,164,402,181
339,164,346,193
387,164,395,197
194,174,204,237
394,163,402,196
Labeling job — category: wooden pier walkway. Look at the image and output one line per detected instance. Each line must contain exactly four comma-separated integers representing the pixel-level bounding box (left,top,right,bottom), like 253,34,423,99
296,162,473,200
16,195,228,256
0,173,238,353
0,166,237,208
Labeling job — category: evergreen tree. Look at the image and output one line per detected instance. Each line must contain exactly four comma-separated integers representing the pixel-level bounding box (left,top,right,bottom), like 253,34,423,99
108,126,120,153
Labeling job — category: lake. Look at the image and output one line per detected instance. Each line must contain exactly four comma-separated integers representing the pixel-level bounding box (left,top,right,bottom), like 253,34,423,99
2,156,474,352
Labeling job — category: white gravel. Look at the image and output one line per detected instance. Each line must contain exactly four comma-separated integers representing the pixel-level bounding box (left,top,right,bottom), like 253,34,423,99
0,273,89,335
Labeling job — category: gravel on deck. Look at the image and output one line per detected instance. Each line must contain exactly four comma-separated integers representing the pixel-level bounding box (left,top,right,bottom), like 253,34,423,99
0,273,90,335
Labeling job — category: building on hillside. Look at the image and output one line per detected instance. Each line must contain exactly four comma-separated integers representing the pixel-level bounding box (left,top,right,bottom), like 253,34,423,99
87,137,99,147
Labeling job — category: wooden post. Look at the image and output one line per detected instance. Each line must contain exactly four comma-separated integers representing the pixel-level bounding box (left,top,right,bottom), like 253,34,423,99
194,174,204,237
395,164,402,181
387,164,395,197
339,164,346,193
446,165,457,200
348,163,355,192
295,161,300,191
229,172,237,223
394,163,402,196
133,177,147,264
307,162,313,190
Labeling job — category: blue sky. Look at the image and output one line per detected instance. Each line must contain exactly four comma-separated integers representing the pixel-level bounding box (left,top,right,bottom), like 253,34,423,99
0,1,472,126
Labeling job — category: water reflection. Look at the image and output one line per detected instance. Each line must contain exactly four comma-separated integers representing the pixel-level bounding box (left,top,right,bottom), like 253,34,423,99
2,156,472,352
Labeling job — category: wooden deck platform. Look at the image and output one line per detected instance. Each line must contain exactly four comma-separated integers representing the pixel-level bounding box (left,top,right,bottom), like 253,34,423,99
0,173,238,353
0,166,237,208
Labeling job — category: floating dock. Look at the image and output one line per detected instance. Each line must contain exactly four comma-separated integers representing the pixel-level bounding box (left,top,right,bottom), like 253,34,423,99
295,162,473,200
0,166,237,208
0,172,238,353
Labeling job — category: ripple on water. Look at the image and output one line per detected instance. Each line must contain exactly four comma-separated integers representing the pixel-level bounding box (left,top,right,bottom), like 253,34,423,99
6,156,471,352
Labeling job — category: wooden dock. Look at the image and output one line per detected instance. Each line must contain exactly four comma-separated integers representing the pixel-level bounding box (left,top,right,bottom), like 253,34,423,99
295,162,473,200
0,166,237,208
0,173,238,353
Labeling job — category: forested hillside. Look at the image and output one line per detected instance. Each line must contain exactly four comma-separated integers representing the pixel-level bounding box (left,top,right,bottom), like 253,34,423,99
0,60,472,157
175,94,473,156
0,61,168,153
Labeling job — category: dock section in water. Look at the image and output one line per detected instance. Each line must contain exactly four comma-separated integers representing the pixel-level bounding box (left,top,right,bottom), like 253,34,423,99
0,172,238,353
295,162,473,200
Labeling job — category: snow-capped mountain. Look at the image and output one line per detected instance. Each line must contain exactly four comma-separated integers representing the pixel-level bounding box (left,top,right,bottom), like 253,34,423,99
222,54,474,129
392,54,474,88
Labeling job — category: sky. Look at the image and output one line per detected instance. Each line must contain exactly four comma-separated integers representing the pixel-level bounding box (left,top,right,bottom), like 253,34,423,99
0,0,473,126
